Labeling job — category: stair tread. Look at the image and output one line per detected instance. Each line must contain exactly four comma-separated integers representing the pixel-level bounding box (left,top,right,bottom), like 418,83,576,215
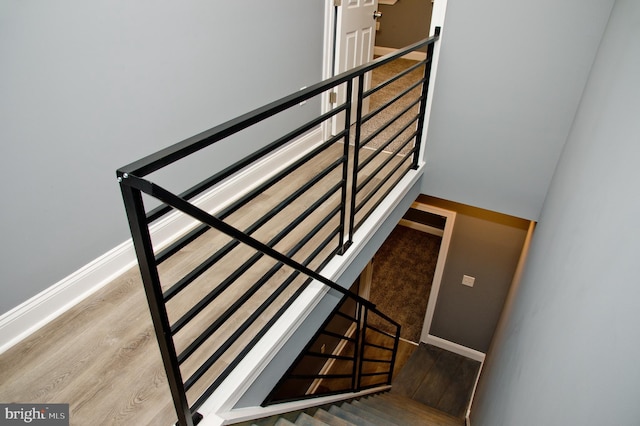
314,408,358,426
379,393,464,425
340,402,400,426
360,394,464,426
351,400,403,426
274,419,296,426
296,412,329,426
328,405,378,426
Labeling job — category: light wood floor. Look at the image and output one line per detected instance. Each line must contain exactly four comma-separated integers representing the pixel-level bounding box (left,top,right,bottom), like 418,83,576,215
0,140,413,425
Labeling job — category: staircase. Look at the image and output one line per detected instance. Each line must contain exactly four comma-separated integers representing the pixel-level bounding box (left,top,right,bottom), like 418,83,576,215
247,393,464,426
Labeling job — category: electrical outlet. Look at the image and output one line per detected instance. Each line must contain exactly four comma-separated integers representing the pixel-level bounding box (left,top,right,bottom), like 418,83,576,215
462,275,475,287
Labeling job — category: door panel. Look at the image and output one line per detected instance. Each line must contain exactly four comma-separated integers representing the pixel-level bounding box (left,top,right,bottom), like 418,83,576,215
332,0,378,134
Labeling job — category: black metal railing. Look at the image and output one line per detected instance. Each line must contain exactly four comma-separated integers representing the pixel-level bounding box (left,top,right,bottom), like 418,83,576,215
264,292,400,405
117,31,439,426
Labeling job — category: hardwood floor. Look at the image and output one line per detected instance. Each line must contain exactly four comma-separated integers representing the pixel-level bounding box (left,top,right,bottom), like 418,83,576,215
0,267,176,425
392,343,481,419
0,140,413,425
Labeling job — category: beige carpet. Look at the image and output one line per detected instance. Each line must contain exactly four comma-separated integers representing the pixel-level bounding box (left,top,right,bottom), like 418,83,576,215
360,58,425,155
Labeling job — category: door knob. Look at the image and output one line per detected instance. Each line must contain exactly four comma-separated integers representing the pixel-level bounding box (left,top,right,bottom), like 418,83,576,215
373,11,382,19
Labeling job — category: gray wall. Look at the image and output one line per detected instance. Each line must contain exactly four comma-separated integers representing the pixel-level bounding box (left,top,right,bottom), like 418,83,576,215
421,0,614,220
419,196,529,353
0,1,324,315
471,1,640,424
376,0,432,50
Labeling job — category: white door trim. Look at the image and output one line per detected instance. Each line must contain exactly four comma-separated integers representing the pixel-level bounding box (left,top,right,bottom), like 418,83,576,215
409,202,456,342
323,0,448,162
321,2,337,142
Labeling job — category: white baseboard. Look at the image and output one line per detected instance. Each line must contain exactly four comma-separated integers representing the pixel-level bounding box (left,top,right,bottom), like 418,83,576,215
0,242,136,355
0,127,324,355
374,46,427,61
423,334,485,363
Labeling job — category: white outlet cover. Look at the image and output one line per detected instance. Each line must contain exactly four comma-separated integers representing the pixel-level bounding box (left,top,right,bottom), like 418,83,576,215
462,275,475,287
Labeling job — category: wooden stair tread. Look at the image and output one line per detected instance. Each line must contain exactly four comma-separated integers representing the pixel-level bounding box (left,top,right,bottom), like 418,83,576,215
358,394,463,426
328,405,378,426
295,412,329,426
376,393,464,425
314,408,358,426
350,400,402,425
339,401,400,426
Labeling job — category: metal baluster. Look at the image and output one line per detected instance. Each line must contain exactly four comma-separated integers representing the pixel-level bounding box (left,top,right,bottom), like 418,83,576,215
119,181,194,426
413,26,441,169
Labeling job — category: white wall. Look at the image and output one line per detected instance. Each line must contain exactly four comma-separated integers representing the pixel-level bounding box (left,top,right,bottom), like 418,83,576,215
421,0,614,220
471,0,640,424
0,1,324,316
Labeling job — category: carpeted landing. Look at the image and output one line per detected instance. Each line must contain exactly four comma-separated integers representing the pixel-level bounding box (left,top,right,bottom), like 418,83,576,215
368,224,441,343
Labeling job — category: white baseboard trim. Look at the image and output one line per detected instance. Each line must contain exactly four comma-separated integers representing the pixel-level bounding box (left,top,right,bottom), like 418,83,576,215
374,46,427,61
0,127,324,355
0,242,136,355
423,334,485,363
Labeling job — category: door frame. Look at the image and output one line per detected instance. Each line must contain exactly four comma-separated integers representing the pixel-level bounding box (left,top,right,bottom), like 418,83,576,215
322,0,449,150
321,2,337,142
357,201,456,344
412,202,456,342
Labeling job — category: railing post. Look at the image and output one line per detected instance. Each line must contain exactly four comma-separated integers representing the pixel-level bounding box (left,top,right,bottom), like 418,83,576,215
351,302,363,391
339,78,354,254
412,26,441,169
349,74,366,242
119,180,194,426
357,305,369,391
388,323,401,385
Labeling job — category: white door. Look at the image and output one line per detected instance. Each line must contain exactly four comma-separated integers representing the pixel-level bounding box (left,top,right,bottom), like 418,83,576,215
332,0,379,135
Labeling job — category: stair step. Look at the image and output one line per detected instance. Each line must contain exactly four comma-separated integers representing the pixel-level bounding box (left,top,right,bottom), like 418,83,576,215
380,393,463,425
350,400,403,425
359,395,440,425
359,395,463,426
340,402,400,426
314,408,357,426
295,412,329,426
274,419,296,426
328,405,378,426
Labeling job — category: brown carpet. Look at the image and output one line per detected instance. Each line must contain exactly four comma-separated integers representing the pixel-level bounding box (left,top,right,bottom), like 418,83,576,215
368,225,441,342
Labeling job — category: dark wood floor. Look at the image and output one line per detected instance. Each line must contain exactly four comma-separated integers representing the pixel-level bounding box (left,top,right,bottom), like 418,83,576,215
391,343,481,419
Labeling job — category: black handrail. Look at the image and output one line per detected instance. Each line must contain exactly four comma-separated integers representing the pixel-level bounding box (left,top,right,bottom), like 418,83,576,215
118,31,440,426
117,32,439,180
